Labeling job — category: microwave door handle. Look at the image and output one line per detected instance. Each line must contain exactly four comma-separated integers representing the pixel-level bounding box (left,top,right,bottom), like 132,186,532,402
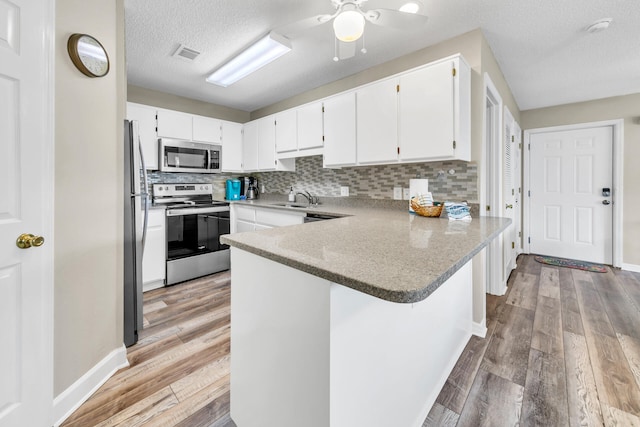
206,149,210,170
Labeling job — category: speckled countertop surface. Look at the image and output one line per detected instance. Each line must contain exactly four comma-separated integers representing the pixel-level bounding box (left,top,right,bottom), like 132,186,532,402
220,199,510,304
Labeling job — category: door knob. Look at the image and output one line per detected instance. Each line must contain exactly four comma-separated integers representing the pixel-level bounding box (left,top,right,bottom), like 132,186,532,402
602,200,611,205
16,233,45,249
505,204,513,209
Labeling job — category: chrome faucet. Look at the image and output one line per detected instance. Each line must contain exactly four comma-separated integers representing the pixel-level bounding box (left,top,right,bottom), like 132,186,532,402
296,191,318,206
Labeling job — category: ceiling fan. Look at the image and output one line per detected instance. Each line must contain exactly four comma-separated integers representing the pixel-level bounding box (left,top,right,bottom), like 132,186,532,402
276,0,429,61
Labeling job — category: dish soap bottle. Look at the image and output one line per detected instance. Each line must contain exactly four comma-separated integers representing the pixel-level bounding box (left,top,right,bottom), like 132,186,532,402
288,187,295,202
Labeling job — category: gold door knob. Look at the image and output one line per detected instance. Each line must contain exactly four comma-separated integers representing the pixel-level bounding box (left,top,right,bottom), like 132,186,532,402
505,204,513,209
16,233,45,249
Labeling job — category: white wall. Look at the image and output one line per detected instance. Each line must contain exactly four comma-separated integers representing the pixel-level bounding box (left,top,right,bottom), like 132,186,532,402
54,0,123,396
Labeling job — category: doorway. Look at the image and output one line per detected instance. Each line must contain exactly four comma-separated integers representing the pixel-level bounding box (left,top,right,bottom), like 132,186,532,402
482,74,506,296
524,121,623,266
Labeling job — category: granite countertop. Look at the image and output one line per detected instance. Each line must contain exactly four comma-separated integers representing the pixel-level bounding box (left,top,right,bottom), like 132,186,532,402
220,198,511,304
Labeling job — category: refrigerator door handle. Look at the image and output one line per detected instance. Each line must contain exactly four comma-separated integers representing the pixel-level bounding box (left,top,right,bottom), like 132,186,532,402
138,137,149,255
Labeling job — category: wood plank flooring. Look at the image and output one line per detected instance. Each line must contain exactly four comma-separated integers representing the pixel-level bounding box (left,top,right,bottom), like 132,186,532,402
427,255,640,427
62,255,640,426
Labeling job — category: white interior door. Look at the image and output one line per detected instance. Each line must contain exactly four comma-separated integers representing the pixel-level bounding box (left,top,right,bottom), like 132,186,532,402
502,108,517,278
513,121,523,254
0,0,53,425
529,126,613,264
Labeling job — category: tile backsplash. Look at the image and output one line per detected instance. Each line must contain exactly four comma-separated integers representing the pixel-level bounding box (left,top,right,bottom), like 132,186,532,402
258,156,478,202
145,155,477,202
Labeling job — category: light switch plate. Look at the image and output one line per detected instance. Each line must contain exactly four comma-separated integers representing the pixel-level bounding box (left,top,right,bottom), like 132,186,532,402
402,188,410,200
393,187,402,200
340,186,349,197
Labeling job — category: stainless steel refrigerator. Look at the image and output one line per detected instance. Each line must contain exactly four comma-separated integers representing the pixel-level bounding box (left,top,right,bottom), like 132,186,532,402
123,120,149,347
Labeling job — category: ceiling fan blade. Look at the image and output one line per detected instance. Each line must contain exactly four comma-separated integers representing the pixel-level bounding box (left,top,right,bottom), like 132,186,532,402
364,8,428,29
275,13,334,37
338,40,356,60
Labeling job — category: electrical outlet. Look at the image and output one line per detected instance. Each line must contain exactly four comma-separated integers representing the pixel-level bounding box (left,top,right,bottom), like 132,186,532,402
402,188,410,200
393,187,402,200
340,186,349,197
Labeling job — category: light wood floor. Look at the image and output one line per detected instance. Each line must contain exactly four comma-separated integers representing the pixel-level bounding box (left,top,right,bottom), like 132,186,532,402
63,255,640,426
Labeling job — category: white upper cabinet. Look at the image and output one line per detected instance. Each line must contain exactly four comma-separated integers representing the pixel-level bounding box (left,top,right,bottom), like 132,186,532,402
275,109,297,153
356,77,399,164
242,116,295,172
126,102,159,170
156,108,192,140
323,92,356,167
222,121,244,172
258,116,277,170
296,101,324,150
242,120,259,171
157,109,224,144
398,56,470,162
192,115,222,143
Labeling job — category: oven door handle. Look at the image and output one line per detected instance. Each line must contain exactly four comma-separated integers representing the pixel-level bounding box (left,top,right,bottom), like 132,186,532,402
166,206,230,216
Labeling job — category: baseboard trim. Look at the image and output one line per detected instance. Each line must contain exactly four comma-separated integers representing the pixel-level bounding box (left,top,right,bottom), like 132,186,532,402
472,321,487,338
53,344,129,426
622,263,640,273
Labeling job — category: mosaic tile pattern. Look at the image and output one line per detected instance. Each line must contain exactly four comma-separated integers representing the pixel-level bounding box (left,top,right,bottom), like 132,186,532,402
258,156,478,202
145,156,478,203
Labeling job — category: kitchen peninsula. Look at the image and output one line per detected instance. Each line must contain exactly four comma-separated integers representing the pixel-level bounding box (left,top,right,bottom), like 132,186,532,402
221,203,510,427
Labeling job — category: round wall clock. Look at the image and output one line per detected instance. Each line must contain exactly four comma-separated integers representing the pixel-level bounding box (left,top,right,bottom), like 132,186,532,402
67,33,110,78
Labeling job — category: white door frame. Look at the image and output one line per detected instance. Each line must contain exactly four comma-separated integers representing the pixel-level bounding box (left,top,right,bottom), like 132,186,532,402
523,119,624,267
480,73,506,295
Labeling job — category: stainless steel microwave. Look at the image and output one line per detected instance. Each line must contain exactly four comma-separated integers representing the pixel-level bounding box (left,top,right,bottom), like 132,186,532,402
158,139,221,173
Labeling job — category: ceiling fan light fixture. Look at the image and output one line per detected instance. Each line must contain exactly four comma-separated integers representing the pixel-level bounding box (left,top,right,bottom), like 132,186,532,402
205,32,291,87
585,18,612,34
333,10,365,42
399,2,421,14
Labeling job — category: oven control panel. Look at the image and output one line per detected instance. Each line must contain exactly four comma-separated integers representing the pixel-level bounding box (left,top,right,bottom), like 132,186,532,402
153,184,211,197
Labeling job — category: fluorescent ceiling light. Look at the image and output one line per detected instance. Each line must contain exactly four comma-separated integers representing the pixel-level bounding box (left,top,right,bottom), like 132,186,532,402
206,32,292,87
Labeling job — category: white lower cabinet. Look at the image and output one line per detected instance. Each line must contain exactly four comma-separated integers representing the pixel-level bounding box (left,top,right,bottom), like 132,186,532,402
231,205,305,233
142,208,166,292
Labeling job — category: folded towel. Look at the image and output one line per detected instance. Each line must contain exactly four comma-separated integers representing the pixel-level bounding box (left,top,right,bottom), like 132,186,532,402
444,202,471,221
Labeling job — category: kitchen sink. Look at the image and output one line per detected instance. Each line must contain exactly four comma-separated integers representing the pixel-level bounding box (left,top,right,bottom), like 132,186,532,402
269,203,310,209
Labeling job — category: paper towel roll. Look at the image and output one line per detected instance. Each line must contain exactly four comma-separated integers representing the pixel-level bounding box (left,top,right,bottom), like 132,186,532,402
409,178,429,212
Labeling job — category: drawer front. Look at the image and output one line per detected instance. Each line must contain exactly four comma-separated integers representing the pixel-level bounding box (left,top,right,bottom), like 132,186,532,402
255,208,305,227
235,205,256,222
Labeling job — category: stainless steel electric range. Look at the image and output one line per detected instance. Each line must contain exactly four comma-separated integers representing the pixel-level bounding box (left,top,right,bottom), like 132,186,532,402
153,183,230,285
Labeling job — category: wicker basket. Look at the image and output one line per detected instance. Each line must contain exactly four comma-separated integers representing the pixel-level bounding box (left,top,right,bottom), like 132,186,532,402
411,199,443,217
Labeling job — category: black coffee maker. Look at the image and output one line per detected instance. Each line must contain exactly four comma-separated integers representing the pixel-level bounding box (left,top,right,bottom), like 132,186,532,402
246,177,258,199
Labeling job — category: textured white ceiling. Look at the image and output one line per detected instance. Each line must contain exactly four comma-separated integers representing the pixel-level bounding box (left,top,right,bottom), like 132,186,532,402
125,0,640,112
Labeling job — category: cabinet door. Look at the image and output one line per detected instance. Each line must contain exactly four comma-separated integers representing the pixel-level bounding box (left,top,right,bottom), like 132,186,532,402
297,101,323,150
142,209,166,291
399,60,455,161
356,78,398,164
156,109,192,140
235,220,255,233
275,109,297,153
257,116,277,170
193,115,222,143
255,208,305,227
242,120,259,171
126,102,159,170
222,121,244,172
323,92,356,167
